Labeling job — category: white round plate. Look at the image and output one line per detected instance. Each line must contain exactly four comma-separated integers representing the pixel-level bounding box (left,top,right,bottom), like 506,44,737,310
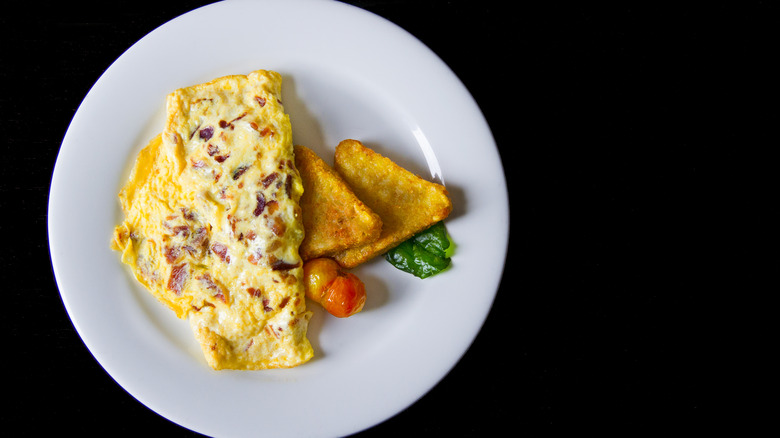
48,0,509,436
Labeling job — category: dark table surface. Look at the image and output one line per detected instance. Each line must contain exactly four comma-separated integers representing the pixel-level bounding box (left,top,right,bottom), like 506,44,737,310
3,0,772,435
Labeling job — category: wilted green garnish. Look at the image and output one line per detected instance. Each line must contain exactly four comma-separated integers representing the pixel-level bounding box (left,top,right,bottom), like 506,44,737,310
385,221,454,278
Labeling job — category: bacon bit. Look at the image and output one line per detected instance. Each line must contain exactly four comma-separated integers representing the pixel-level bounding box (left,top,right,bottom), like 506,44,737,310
260,127,274,137
237,182,244,189
230,112,248,124
285,175,293,197
215,173,221,182
215,154,229,163
190,124,201,140
232,165,249,180
211,242,230,263
248,250,262,265
262,173,278,188
191,227,208,247
271,259,299,271
279,297,290,309
164,245,181,264
266,239,281,253
250,122,258,130
262,299,273,313
270,216,286,236
199,126,214,140
167,264,187,295
254,193,266,216
245,231,256,240
207,144,219,156
228,215,238,233
172,225,190,237
139,262,160,285
192,302,215,312
243,338,254,352
265,325,279,339
219,120,229,129
247,287,262,298
255,96,266,107
198,273,215,286
181,208,196,221
198,274,227,303
266,200,279,215
192,160,206,168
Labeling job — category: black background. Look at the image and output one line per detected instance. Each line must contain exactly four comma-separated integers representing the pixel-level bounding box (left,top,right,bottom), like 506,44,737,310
2,0,773,435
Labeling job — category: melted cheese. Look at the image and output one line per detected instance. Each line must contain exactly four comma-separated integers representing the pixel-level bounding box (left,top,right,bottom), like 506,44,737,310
112,70,313,370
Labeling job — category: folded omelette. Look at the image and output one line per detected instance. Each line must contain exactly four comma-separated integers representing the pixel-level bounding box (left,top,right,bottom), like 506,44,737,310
111,70,313,370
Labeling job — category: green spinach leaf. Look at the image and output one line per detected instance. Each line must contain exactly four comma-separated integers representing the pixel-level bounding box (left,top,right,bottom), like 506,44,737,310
385,221,453,279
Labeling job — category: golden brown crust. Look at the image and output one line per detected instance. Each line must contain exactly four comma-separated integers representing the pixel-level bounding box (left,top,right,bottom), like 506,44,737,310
295,145,382,261
331,140,452,268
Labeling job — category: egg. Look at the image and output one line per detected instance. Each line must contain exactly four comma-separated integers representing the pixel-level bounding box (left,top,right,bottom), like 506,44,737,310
111,70,313,370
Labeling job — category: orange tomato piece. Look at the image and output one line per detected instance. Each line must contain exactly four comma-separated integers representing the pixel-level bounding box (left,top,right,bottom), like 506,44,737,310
302,258,366,318
321,273,366,318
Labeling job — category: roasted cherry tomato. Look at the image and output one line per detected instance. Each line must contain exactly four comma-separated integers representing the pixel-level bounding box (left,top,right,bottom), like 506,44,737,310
303,258,366,318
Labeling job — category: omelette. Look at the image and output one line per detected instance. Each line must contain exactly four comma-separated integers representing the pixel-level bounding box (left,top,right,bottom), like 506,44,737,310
111,70,313,370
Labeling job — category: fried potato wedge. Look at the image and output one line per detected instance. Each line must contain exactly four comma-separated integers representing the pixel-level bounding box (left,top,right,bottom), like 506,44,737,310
295,145,382,261
331,139,452,268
